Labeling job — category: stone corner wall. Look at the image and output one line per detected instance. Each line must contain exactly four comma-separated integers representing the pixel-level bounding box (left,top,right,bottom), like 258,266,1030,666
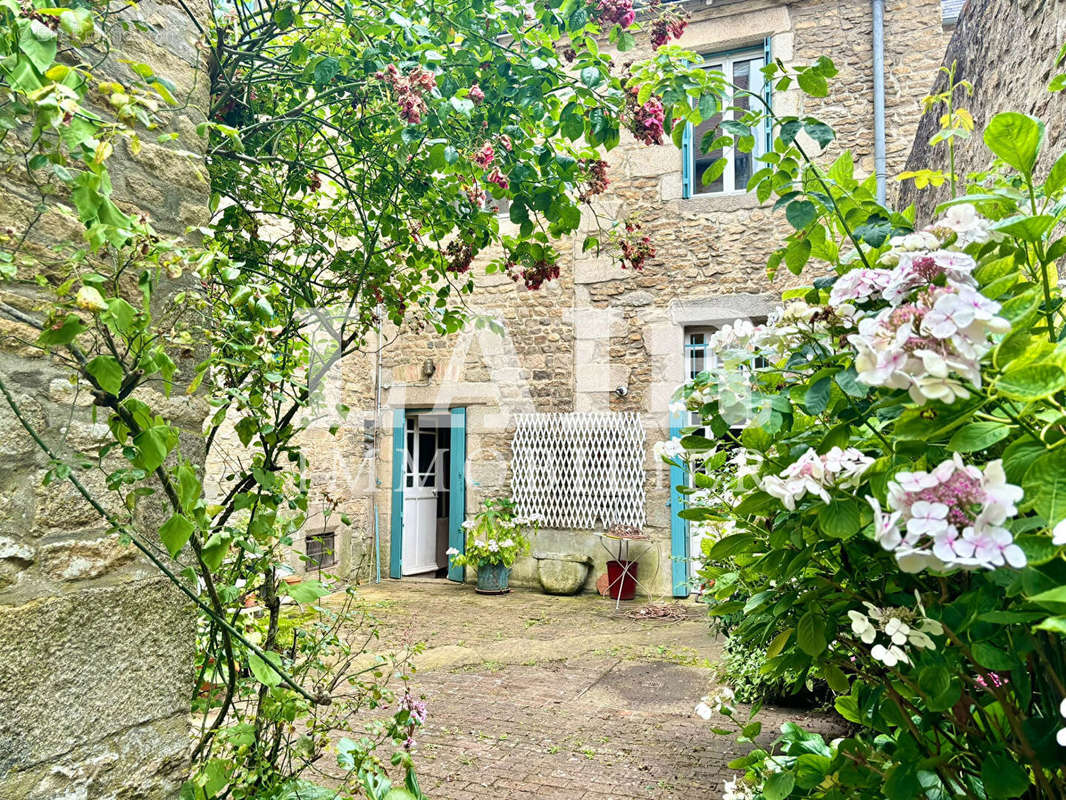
0,1,211,797
899,0,1066,220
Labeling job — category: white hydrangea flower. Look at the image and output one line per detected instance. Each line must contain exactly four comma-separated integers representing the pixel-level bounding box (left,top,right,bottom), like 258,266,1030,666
937,203,1000,250
1058,699,1066,747
695,686,736,720
653,437,685,462
871,642,909,667
722,776,759,800
848,609,877,644
1052,520,1066,546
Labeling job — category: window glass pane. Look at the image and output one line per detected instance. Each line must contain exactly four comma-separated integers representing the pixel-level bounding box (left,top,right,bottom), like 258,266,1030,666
733,59,756,189
684,50,765,197
693,112,724,195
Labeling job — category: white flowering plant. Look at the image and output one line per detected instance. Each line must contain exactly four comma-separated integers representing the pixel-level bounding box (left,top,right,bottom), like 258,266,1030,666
447,498,537,569
665,106,1066,799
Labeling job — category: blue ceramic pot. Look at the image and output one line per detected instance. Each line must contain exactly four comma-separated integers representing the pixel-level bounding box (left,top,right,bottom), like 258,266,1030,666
475,562,510,594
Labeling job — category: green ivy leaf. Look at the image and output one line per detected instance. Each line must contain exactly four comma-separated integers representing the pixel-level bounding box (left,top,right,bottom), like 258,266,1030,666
983,112,1045,178
85,355,124,395
248,650,283,687
785,200,817,229
947,421,1011,453
996,364,1065,401
281,579,331,604
796,611,827,657
763,772,794,800
981,752,1030,799
818,499,861,539
158,513,195,557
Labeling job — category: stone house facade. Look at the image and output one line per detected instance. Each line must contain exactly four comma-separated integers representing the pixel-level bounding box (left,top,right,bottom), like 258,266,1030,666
0,1,209,796
263,0,955,597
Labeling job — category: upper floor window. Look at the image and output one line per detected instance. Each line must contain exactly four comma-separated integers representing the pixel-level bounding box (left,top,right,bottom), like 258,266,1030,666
682,44,769,198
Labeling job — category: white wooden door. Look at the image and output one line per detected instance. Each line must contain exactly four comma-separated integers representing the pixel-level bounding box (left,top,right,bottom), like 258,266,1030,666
402,417,441,575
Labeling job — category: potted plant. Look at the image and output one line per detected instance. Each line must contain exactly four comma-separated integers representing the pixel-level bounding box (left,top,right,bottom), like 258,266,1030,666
447,499,538,594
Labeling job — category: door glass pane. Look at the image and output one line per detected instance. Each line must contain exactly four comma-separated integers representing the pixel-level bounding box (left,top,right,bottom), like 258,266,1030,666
406,425,415,488
418,430,436,485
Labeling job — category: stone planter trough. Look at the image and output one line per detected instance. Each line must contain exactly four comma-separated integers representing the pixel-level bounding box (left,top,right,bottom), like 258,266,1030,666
533,552,593,595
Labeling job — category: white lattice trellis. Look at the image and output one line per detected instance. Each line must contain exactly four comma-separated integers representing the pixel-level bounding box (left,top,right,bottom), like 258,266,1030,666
511,412,646,530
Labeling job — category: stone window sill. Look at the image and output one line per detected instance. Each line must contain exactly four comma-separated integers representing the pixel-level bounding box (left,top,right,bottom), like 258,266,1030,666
682,191,764,211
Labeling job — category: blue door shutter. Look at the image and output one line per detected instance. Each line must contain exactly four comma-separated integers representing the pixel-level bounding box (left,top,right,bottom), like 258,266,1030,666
447,408,467,582
389,409,405,579
668,411,690,597
681,122,693,199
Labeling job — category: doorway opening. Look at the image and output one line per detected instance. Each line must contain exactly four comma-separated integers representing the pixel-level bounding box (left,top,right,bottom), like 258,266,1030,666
402,412,452,577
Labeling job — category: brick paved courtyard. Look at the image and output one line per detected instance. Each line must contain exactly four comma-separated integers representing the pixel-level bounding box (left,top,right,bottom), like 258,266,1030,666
323,580,841,799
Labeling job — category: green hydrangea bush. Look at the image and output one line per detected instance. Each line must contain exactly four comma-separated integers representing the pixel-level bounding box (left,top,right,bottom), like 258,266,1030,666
666,110,1066,799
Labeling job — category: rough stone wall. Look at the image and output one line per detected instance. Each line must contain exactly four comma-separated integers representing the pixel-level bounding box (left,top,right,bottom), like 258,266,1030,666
0,1,210,797
900,0,1066,220
285,0,951,595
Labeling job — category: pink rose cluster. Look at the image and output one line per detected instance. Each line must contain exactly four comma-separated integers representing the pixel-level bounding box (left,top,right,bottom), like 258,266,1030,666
375,64,437,124
594,0,635,28
628,91,665,145
651,13,687,48
868,454,1026,573
473,142,495,168
760,446,873,511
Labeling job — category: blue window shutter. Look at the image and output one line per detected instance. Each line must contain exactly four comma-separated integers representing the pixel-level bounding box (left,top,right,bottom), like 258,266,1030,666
681,122,693,199
668,411,690,597
447,408,467,582
389,409,405,579
763,36,774,154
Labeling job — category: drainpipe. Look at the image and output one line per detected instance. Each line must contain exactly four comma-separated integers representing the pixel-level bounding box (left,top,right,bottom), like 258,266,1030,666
872,0,887,205
372,311,384,583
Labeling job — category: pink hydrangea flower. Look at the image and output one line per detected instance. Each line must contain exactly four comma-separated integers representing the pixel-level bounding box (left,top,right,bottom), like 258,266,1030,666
760,446,873,511
868,455,1025,572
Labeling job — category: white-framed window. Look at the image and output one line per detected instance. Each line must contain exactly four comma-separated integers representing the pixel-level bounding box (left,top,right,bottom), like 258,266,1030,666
683,322,767,429
683,47,767,197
